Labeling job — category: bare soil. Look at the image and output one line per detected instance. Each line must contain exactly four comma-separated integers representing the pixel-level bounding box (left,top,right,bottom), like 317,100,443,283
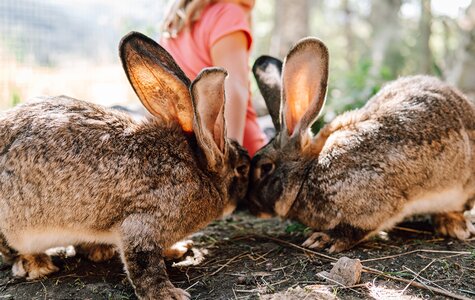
1,211,474,300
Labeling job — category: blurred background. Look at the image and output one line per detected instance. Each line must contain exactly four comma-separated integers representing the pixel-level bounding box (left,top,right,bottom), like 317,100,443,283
1,0,474,123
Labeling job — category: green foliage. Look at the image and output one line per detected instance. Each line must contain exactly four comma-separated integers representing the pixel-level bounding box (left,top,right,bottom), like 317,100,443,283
311,117,326,134
285,221,311,234
328,57,395,116
11,90,21,107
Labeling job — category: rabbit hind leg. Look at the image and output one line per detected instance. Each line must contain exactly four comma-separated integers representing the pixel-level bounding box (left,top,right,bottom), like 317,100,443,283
433,211,475,240
12,253,59,280
0,231,17,265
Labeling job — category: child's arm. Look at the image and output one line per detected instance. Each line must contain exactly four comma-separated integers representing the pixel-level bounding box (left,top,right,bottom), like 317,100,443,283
211,31,250,144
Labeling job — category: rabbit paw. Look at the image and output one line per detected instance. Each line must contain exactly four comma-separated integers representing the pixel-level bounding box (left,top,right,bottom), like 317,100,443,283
302,232,331,250
302,232,355,253
163,240,193,260
45,245,76,258
12,254,59,280
76,244,116,262
434,212,475,240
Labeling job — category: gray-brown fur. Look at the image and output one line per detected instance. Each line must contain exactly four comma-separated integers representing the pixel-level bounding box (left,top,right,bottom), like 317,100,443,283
249,37,475,253
252,55,283,131
0,32,250,299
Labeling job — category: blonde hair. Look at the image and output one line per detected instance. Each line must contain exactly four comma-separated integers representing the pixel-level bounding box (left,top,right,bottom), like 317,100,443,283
161,0,254,38
161,0,213,38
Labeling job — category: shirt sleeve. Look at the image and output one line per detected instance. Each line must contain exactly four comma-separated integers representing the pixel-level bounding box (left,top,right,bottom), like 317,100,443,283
205,3,253,50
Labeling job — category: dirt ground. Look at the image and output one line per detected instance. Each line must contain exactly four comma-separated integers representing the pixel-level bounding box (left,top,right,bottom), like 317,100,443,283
0,211,474,300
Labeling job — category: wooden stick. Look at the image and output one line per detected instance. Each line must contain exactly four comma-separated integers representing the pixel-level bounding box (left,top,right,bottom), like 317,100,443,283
361,249,471,263
393,226,433,235
400,259,436,294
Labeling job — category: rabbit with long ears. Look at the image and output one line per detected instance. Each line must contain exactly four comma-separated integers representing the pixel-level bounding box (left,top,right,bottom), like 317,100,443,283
248,37,475,253
0,32,250,299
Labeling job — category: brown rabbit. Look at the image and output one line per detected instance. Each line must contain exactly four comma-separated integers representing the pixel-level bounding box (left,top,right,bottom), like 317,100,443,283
0,32,250,299
248,37,475,253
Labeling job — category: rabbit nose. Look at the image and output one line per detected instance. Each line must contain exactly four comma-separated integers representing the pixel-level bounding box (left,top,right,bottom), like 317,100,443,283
253,161,275,181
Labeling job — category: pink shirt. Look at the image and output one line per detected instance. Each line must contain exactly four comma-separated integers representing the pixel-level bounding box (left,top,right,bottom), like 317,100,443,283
161,2,265,156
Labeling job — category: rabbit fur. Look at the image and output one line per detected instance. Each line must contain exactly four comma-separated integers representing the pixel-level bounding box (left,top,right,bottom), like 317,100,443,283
0,32,250,299
248,37,475,253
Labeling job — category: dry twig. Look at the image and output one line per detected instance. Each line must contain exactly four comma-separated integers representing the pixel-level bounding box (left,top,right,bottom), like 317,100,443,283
361,249,471,263
400,259,436,294
393,226,433,235
209,252,249,276
402,264,450,294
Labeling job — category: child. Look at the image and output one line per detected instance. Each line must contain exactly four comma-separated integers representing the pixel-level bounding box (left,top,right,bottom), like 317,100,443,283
161,0,266,156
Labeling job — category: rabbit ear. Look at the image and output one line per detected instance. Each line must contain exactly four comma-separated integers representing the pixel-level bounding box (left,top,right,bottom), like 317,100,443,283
119,31,194,132
252,55,283,131
191,68,228,168
281,37,329,138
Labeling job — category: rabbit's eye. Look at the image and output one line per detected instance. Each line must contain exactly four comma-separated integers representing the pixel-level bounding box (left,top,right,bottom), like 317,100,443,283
260,162,275,177
235,164,249,177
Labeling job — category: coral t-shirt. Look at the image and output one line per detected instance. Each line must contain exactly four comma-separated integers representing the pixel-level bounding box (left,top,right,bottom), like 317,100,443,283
161,2,266,156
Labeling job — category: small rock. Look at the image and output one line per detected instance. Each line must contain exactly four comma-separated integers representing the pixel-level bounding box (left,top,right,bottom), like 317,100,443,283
265,262,273,271
318,256,362,286
236,276,246,284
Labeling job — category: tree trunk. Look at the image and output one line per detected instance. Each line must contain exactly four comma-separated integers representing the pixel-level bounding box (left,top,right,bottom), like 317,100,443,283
417,0,433,74
270,0,310,58
368,0,403,78
342,0,354,67
447,0,475,99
